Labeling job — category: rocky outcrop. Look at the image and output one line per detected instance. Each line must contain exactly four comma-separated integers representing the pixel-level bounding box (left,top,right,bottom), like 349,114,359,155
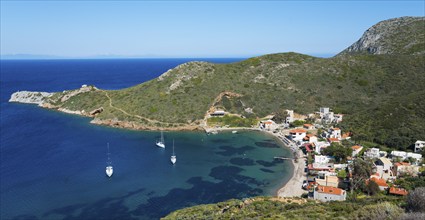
340,16,425,55
9,91,53,105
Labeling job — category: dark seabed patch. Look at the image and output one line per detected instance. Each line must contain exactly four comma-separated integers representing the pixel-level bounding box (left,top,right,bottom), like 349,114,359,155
40,188,146,220
256,159,284,167
230,157,256,166
215,145,255,156
255,141,280,148
260,168,275,173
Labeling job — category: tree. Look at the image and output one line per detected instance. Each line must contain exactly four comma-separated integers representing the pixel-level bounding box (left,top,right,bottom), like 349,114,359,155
351,158,373,193
272,109,288,124
351,202,404,220
323,143,352,163
365,179,380,195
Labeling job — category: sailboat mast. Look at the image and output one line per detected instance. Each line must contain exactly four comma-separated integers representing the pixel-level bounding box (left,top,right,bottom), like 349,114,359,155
107,143,111,165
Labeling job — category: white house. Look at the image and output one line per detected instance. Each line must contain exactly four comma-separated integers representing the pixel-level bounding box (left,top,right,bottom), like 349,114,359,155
315,155,332,164
314,186,346,202
351,145,363,157
289,128,307,141
334,114,343,123
314,141,331,154
374,157,395,181
364,148,387,159
286,110,294,124
368,177,389,191
329,128,341,139
394,162,420,177
210,110,225,116
261,119,276,130
391,151,422,162
415,140,425,153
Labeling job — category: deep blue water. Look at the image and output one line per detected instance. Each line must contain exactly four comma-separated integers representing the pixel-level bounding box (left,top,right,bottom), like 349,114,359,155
0,59,293,220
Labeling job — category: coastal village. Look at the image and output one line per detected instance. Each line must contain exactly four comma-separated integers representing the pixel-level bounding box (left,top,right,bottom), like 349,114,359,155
208,107,424,202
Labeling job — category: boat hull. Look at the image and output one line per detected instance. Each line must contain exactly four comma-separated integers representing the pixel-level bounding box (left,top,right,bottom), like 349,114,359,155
106,166,113,177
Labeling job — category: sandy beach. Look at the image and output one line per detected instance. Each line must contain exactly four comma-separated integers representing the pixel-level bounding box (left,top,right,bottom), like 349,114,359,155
265,130,307,198
277,148,307,197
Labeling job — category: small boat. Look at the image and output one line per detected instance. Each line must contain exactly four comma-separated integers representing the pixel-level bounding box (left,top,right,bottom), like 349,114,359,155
156,131,165,148
171,139,176,165
232,130,238,134
106,143,113,178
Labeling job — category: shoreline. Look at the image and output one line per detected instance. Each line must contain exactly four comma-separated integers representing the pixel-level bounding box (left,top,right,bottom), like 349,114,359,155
203,126,307,198
261,130,307,198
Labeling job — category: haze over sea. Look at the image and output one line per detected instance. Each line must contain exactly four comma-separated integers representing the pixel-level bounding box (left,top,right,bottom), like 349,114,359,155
0,59,293,220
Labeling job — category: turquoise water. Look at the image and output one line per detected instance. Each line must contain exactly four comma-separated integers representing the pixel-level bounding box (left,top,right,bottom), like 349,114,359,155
1,59,293,219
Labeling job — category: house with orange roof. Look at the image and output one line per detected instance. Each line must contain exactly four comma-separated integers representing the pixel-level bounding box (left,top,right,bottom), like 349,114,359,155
303,124,315,130
289,128,307,141
368,177,389,191
327,138,340,143
329,128,341,139
351,145,363,157
261,119,276,130
314,185,346,202
303,134,318,144
389,187,408,196
393,162,419,177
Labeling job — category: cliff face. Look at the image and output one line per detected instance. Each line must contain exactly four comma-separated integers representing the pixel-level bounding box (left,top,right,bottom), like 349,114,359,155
340,16,425,55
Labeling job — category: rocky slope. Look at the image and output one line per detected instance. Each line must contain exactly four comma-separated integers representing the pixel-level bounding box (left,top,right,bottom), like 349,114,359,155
340,16,425,55
9,91,53,105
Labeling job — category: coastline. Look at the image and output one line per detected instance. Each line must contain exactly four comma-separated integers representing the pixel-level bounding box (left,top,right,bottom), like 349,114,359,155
203,126,307,198
262,130,307,198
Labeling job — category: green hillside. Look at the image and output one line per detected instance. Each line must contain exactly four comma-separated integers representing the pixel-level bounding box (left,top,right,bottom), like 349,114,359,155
44,17,425,148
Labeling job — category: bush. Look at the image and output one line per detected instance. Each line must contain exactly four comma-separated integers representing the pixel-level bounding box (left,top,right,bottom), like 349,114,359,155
406,187,425,212
351,202,404,220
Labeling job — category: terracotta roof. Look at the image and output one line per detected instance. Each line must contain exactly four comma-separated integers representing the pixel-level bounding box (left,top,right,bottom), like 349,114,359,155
389,187,408,196
369,177,388,187
303,124,313,127
306,134,315,137
394,162,410,167
352,145,362,150
290,128,307,133
264,121,273,125
315,185,344,195
332,128,340,130
328,138,340,142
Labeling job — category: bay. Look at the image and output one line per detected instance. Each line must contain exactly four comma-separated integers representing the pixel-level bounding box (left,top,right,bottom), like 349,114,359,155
0,59,293,219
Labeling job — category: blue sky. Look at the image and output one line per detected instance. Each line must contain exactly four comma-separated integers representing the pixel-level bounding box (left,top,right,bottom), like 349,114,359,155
1,1,424,58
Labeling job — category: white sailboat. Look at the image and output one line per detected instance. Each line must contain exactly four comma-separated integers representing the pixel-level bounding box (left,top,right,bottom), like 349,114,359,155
156,131,165,148
106,143,113,178
171,139,176,165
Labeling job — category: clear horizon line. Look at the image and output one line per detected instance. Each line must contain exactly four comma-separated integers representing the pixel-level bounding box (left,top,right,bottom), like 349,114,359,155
0,52,337,60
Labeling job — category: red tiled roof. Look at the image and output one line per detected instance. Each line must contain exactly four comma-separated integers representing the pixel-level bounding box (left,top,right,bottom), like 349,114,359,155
290,129,307,133
394,162,410,167
316,186,344,195
352,145,362,150
369,177,388,187
332,128,340,130
389,187,408,196
328,138,340,142
264,121,273,125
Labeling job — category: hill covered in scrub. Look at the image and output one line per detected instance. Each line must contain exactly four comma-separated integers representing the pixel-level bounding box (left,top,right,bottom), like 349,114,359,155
13,16,425,149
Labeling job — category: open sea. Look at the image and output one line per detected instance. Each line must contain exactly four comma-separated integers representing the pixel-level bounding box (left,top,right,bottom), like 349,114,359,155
0,59,293,220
